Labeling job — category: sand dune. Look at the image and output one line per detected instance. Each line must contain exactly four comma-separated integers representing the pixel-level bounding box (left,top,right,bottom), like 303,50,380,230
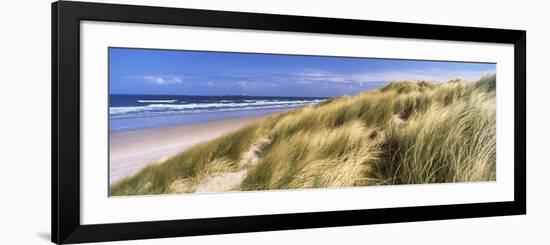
110,75,497,196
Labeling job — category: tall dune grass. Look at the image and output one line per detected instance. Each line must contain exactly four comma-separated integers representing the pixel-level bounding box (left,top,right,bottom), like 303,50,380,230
110,74,496,196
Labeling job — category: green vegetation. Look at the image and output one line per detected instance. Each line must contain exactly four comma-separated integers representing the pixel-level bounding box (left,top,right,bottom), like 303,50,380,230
110,74,496,196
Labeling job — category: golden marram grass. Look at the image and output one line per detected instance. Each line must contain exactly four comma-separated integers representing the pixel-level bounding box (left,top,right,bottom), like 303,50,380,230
110,74,496,196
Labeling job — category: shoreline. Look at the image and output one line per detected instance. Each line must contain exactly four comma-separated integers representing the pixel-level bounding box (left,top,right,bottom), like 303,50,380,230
109,106,303,133
109,114,270,185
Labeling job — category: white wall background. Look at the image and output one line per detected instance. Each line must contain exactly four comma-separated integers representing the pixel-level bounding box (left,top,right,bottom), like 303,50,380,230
0,0,547,244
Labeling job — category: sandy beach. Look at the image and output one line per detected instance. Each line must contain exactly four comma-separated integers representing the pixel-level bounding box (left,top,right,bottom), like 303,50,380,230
109,115,268,184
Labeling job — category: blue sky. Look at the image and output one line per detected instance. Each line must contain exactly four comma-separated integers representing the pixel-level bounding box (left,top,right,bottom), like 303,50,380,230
109,48,495,97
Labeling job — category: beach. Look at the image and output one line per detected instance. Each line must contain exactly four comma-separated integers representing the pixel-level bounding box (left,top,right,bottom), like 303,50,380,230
109,115,268,184
108,48,498,196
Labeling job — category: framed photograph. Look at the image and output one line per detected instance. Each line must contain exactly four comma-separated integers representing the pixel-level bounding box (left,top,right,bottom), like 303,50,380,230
52,1,526,244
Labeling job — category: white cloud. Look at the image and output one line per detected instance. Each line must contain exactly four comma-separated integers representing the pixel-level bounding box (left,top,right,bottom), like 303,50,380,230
143,75,183,85
296,68,496,85
237,81,248,88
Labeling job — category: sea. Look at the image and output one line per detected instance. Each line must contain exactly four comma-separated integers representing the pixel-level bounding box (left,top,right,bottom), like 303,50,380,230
109,94,326,132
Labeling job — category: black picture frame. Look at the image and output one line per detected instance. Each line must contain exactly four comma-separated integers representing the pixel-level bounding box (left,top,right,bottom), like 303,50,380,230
52,1,526,244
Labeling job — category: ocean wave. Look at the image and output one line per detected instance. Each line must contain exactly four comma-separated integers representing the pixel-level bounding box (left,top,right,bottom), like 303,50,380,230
110,104,308,119
110,99,322,117
110,106,156,115
149,100,320,109
137,100,177,103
